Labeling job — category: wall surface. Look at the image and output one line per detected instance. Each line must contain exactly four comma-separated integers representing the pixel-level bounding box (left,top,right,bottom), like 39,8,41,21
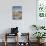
0,0,36,42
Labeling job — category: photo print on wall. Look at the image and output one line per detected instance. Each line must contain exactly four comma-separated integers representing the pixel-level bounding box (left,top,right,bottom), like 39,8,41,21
12,6,22,20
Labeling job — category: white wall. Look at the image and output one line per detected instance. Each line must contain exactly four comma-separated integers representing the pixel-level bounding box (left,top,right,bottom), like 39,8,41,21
0,0,36,42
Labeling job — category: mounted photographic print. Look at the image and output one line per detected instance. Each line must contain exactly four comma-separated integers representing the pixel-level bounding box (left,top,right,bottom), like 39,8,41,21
36,0,46,26
12,6,22,20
